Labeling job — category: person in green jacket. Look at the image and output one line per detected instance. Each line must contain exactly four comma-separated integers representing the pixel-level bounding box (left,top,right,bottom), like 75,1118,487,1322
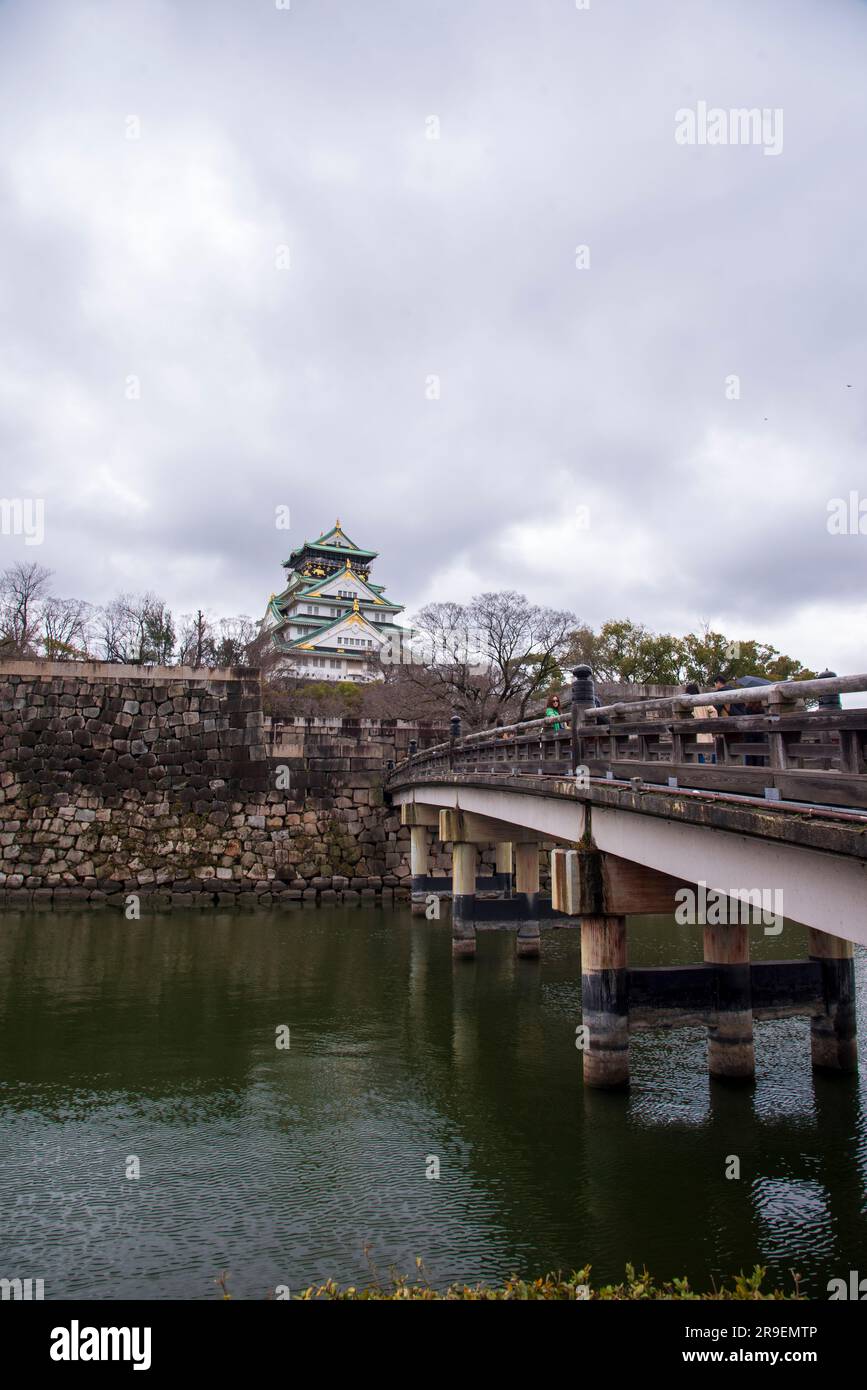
545,694,562,732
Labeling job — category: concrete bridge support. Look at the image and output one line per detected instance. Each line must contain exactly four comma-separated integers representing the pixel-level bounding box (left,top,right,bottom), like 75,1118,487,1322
809,929,857,1073
703,923,755,1082
514,843,541,959
410,825,431,917
494,841,513,894
402,802,449,916
581,915,629,1088
440,809,545,958
391,766,866,1088
452,842,477,959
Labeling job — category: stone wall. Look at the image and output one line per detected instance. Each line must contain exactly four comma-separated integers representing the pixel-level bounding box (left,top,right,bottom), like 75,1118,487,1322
0,661,472,910
0,661,658,910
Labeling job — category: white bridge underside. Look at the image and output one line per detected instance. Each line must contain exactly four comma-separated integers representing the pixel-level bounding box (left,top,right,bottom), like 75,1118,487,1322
394,784,867,947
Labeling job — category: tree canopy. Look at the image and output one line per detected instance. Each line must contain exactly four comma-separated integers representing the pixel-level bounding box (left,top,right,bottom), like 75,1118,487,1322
567,618,816,687
0,566,820,715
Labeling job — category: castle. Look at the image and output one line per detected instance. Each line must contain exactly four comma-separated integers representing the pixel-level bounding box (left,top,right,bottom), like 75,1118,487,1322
262,520,406,682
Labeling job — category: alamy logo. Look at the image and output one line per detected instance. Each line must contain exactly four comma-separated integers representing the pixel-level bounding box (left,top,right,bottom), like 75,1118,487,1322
827,1271,867,1300
827,492,867,535
379,627,489,673
674,881,783,934
675,102,783,156
50,1320,152,1371
0,497,44,545
0,1276,44,1299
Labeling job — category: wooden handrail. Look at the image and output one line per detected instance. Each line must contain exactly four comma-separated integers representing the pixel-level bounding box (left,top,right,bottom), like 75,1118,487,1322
389,671,867,807
586,673,867,719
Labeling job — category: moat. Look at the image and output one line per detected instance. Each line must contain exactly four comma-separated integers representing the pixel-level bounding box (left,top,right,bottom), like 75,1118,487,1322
0,907,864,1300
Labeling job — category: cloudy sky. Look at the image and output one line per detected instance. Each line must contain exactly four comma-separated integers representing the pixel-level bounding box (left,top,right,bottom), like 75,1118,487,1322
1,0,865,671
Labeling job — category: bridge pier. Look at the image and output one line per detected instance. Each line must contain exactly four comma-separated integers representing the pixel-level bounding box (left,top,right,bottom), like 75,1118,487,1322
393,778,866,1082
402,802,448,916
809,929,857,1073
704,923,755,1082
581,915,629,1088
452,842,477,959
493,840,513,894
410,825,430,916
514,843,541,958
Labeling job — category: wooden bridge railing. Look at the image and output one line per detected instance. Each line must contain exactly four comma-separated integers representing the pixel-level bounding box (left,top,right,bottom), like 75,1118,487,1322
387,669,867,811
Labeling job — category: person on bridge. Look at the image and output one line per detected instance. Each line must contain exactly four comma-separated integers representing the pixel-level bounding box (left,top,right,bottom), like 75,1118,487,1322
685,682,717,763
711,672,772,765
545,695,563,732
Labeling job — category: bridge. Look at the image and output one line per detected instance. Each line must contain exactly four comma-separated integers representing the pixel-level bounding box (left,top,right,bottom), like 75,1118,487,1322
385,668,867,1089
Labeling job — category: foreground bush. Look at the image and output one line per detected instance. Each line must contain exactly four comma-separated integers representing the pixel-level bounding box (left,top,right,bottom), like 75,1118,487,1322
291,1264,801,1301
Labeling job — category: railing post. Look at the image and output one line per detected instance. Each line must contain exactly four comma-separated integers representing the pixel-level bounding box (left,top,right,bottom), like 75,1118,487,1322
814,670,844,772
449,713,461,771
571,664,595,776
670,698,687,764
766,687,798,770
816,670,841,710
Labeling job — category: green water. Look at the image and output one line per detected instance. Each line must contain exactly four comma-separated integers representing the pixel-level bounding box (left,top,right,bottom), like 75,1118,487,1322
0,907,864,1299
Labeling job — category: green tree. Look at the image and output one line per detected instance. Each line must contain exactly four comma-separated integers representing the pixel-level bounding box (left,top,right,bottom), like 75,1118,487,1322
144,600,175,665
679,627,815,686
568,619,683,683
567,619,815,688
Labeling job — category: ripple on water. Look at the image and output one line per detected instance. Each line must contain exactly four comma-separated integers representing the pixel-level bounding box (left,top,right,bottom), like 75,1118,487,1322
1,911,865,1297
752,1176,835,1266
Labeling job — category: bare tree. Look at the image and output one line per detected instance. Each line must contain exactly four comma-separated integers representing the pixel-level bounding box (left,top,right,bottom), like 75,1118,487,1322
212,615,258,667
177,610,216,666
405,591,578,729
96,592,175,665
0,562,53,656
471,591,576,717
42,596,94,660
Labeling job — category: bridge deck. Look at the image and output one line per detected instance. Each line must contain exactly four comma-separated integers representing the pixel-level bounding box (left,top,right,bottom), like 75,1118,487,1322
387,768,867,861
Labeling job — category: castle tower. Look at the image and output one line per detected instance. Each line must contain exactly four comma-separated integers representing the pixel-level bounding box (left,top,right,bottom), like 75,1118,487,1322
261,520,406,682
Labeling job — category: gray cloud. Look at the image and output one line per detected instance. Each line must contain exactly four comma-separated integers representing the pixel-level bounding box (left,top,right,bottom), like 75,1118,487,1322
1,0,865,671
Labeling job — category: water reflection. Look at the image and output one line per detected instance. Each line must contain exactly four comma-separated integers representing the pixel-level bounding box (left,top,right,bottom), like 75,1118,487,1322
0,908,863,1299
